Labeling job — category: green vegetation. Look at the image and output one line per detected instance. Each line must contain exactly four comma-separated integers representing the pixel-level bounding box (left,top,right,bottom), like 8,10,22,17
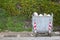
0,0,60,32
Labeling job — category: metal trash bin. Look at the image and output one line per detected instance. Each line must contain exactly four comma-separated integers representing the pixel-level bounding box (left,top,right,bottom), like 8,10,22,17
32,13,53,36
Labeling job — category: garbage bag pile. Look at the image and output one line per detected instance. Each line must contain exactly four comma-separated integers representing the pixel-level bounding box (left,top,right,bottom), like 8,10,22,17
33,12,53,16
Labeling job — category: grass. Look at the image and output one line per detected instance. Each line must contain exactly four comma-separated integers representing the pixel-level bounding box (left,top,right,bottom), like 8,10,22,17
0,16,32,32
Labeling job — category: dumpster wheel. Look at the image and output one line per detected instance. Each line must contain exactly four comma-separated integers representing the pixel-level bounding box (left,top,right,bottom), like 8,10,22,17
48,33,51,37
34,33,37,37
33,32,38,37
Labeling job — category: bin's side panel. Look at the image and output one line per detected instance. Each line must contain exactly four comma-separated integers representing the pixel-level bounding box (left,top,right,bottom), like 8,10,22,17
32,16,53,33
36,16,53,33
48,16,53,32
32,16,41,32
36,16,44,33
32,16,37,32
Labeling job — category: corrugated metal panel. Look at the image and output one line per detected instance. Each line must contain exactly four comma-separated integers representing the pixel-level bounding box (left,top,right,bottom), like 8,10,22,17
32,16,53,33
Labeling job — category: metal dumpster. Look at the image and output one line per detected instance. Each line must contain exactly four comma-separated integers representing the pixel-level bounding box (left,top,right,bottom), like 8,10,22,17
32,14,53,36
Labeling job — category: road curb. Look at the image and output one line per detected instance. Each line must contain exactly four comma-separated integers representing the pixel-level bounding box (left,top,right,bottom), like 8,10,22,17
0,32,60,37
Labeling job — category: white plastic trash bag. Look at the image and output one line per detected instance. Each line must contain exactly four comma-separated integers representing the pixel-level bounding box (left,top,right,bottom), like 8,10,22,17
33,12,38,16
47,14,50,16
39,14,43,16
44,13,47,16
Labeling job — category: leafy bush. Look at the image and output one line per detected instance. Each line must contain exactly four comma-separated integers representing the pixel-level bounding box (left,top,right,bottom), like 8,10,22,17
6,18,25,31
0,0,60,31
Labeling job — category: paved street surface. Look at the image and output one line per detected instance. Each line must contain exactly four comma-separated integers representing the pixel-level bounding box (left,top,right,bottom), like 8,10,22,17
0,32,60,40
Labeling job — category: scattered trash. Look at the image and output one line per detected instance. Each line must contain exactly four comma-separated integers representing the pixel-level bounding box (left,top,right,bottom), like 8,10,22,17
30,34,33,36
